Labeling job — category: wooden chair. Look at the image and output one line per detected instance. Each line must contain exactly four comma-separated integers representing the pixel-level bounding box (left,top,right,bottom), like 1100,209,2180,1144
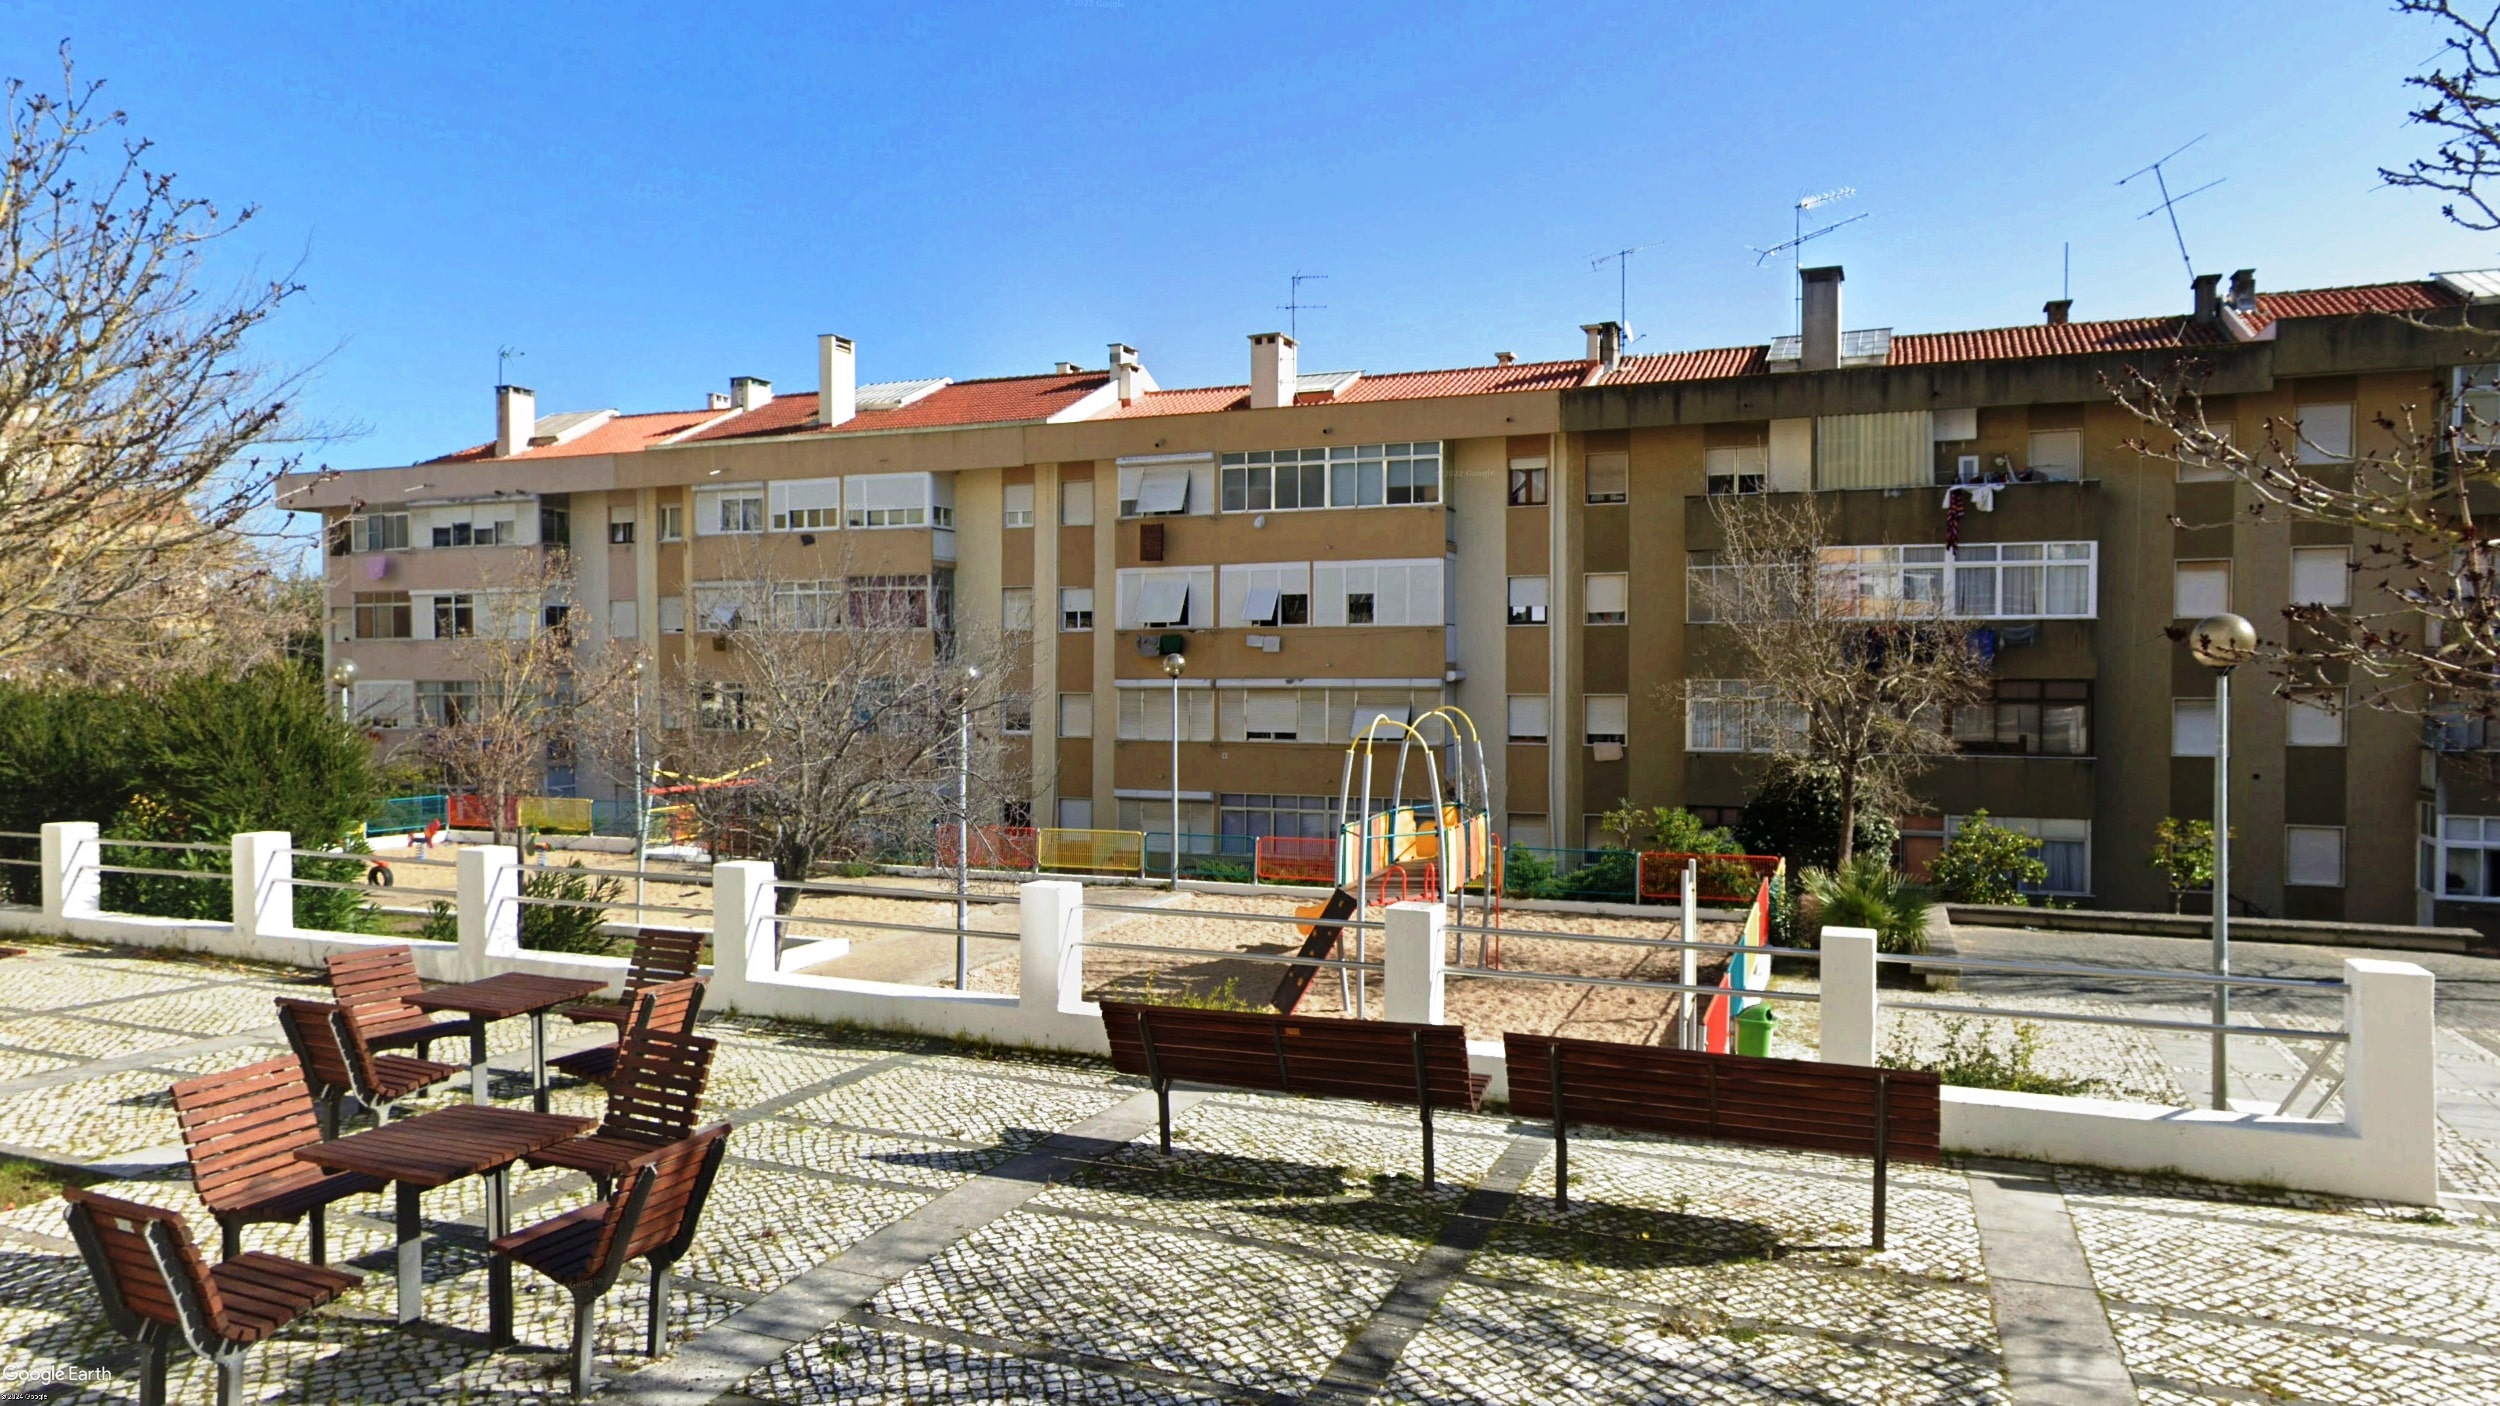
528,1030,717,1195
63,1186,360,1406
551,977,703,1087
492,1123,732,1396
556,928,705,1034
272,998,355,1139
171,1057,385,1263
322,946,469,1058
276,998,458,1128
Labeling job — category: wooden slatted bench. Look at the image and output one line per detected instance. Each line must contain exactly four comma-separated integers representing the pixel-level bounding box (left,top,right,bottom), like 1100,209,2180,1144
1099,1001,1488,1187
557,928,705,1033
171,1057,385,1263
1502,1032,1942,1248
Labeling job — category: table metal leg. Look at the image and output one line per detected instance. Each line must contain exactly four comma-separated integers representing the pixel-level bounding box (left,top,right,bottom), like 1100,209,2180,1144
469,1016,490,1104
531,1010,550,1114
486,1165,513,1347
395,1182,423,1325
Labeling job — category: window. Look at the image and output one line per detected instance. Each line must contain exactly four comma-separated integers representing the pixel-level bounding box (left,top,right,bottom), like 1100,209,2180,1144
2295,402,2354,464
1585,451,1629,503
1333,442,1439,507
1058,692,1094,739
431,593,475,639
770,580,842,632
2436,815,2500,896
607,509,635,545
1705,445,1767,495
657,503,684,542
2172,698,2218,757
1116,568,1213,629
354,591,412,640
1238,690,1300,740
1061,480,1095,526
658,597,685,634
2457,365,2500,450
1116,687,1215,741
2288,689,2346,747
1584,573,1628,625
1507,576,1548,625
1002,587,1034,633
414,680,478,727
2286,826,2346,887
1507,694,1549,743
2026,429,2083,480
1057,796,1095,828
1218,562,1313,627
1221,449,1328,512
1684,680,1802,753
696,487,764,535
2291,546,2350,607
1347,592,1375,625
769,477,843,531
608,599,637,639
845,575,930,629
1507,814,1551,850
1125,463,1193,516
1508,458,1548,505
1585,694,1628,747
2173,560,2230,619
845,473,929,528
1002,692,1033,734
1218,793,1336,840
1003,483,1036,528
349,680,414,730
1313,559,1443,628
1953,680,2092,756
698,683,754,731
692,583,749,635
1060,587,1094,631
1692,542,2098,623
353,513,411,552
1947,815,2090,895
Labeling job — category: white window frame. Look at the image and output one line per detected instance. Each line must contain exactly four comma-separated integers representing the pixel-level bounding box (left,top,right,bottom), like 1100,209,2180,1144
695,485,764,536
658,596,686,634
1584,572,1628,625
1584,451,1629,504
2291,545,2351,607
1506,694,1549,743
1584,693,1628,747
1002,483,1036,528
1218,562,1313,628
1219,442,1443,511
768,477,843,532
2173,560,2231,619
769,579,842,632
2295,402,2355,464
1507,576,1548,625
1704,445,1767,496
349,679,415,730
845,472,932,529
1688,542,2098,623
2026,429,2083,480
1946,814,2092,896
2287,689,2346,747
1115,567,1214,630
2172,698,2218,757
1001,587,1035,634
1061,480,1095,526
657,503,685,543
1312,558,1443,628
352,512,412,552
2286,825,2346,888
1058,692,1094,739
1060,587,1095,632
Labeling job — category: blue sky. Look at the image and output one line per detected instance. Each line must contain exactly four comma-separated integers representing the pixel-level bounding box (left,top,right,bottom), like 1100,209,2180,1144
10,0,2499,472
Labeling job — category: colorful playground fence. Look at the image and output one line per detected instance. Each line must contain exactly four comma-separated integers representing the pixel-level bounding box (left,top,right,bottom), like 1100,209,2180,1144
1255,835,1338,886
1036,827,1145,875
518,797,594,835
935,825,1041,872
370,794,448,836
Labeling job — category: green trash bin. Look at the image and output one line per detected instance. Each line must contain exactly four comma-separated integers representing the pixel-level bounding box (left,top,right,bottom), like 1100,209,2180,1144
1734,1001,1777,1058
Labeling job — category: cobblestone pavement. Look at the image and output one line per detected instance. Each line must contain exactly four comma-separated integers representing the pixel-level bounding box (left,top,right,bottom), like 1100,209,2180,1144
0,937,2496,1403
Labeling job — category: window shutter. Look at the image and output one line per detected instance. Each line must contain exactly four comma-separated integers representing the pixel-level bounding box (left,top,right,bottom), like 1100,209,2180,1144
1313,564,1348,626
1300,689,1331,740
1218,689,1248,742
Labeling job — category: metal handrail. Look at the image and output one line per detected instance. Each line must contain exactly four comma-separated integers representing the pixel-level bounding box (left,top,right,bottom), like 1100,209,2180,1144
99,838,230,853
0,830,39,840
1885,999,2348,1043
1088,901,1383,930
1450,924,1788,956
294,849,463,869
772,912,1007,940
1447,967,1820,1002
1873,951,2346,993
1079,938,1383,973
0,856,38,867
513,893,710,918
96,864,229,881
776,878,1011,903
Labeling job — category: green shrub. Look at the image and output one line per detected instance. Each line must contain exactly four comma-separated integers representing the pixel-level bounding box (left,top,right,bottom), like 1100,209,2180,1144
1735,763,1898,873
1928,809,2047,905
2150,818,2227,911
1596,801,1740,855
1881,1018,2104,1096
519,860,623,954
1190,858,1254,884
1799,853,1932,954
417,900,459,944
1501,844,1557,898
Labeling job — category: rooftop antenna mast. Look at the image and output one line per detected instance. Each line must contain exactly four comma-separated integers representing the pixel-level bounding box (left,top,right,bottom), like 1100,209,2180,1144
1281,273,1327,341
497,345,525,385
1751,187,1867,335
1589,238,1667,343
2118,136,2225,283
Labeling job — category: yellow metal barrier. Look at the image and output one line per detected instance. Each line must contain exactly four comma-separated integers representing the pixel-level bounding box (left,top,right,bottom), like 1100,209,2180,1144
519,797,595,835
1037,827,1146,875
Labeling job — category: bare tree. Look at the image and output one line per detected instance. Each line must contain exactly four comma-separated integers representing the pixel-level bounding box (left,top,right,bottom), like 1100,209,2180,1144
2380,1,2500,232
0,48,312,671
645,552,1037,895
409,550,641,845
22,535,318,686
1679,493,1991,866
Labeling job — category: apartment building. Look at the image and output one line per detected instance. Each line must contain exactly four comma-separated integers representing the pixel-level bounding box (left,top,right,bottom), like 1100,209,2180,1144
281,265,2500,929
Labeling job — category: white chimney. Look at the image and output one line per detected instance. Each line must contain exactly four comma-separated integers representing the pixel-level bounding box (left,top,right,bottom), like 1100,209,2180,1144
1580,322,1624,374
1250,332,1298,409
818,335,855,427
729,376,773,412
708,391,731,410
495,385,536,458
1108,343,1142,404
1800,265,1844,372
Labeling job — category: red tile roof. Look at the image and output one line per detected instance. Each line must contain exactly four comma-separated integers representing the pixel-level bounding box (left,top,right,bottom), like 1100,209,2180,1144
1603,345,1772,384
1104,359,1589,419
684,371,1111,443
2248,280,2459,327
424,407,728,464
1888,316,2224,366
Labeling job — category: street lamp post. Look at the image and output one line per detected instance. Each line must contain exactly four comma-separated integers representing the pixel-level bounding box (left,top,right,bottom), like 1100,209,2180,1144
1163,652,1188,889
329,659,358,725
2188,611,2256,1112
956,664,979,991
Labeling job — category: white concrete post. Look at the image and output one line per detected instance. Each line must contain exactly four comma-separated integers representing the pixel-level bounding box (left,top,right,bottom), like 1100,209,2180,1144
711,861,777,996
1383,900,1447,1025
1019,880,1087,1015
456,846,520,981
2342,957,2439,1204
1819,926,1879,1066
41,821,99,921
231,831,294,940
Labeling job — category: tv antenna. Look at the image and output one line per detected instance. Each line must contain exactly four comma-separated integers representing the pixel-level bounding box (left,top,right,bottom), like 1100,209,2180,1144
1589,238,1668,340
2118,136,2224,282
1751,187,1868,335
497,345,525,385
1280,273,1327,341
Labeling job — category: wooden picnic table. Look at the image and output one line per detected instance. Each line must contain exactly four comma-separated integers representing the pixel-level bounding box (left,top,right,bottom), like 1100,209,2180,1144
412,973,609,1113
297,1103,593,1342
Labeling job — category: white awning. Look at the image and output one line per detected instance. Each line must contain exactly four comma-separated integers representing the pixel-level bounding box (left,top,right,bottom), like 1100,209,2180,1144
1242,585,1280,625
1138,577,1190,626
1134,465,1190,515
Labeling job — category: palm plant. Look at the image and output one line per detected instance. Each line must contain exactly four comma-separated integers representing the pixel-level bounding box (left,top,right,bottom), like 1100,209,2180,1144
1799,852,1932,954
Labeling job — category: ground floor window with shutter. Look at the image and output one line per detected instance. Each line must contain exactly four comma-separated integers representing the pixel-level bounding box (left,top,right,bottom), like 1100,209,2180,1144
1117,687,1215,741
1507,694,1548,743
1584,694,1628,747
1219,793,1335,839
2286,826,2345,887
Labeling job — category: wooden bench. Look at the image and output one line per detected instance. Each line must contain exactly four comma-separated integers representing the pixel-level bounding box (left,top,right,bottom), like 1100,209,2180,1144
557,928,705,1033
1099,1001,1488,1187
550,976,703,1087
276,998,459,1130
64,1185,361,1406
171,1057,386,1263
494,1122,731,1397
323,946,470,1059
1502,1032,1942,1249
